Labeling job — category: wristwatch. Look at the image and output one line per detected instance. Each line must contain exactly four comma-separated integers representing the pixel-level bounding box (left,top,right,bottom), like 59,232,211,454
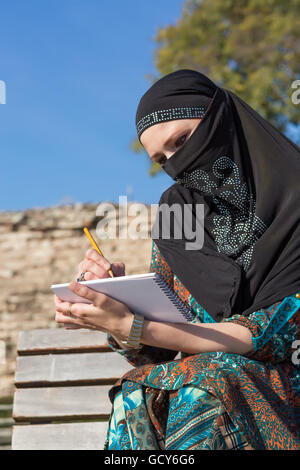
121,313,144,349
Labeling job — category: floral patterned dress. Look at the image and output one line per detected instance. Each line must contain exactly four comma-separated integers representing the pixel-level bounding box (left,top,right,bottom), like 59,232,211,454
104,242,300,450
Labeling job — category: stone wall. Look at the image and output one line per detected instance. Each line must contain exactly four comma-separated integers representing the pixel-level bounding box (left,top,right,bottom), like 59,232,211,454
0,202,153,396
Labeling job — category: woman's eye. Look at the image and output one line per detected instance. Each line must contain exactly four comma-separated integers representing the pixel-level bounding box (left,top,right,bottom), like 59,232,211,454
175,134,187,148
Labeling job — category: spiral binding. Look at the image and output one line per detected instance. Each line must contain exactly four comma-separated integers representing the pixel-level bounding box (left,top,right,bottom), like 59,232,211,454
154,273,194,322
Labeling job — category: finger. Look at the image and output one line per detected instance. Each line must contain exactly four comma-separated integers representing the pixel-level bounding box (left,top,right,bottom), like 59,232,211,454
55,300,74,315
56,310,95,329
55,311,84,326
67,302,100,319
85,248,111,272
60,312,98,330
75,271,91,282
68,282,102,305
84,271,98,281
81,259,110,279
54,295,65,308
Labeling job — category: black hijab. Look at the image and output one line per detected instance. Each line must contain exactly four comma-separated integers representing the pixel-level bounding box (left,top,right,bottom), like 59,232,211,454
136,70,300,322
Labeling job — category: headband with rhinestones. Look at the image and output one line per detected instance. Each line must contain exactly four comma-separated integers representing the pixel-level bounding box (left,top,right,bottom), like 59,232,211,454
136,106,207,139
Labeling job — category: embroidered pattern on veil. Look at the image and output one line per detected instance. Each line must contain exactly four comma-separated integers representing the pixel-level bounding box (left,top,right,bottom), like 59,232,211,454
175,156,267,272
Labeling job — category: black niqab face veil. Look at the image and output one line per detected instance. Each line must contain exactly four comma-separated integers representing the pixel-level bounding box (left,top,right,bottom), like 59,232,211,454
136,69,300,321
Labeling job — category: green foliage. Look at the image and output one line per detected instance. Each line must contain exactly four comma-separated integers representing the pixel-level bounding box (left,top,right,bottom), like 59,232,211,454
133,0,300,176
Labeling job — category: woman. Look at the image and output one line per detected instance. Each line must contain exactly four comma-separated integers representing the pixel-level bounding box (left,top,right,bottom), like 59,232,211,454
54,70,300,450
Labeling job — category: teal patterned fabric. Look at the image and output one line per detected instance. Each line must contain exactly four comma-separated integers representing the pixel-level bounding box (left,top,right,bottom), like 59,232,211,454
104,242,300,450
105,381,249,450
250,295,300,351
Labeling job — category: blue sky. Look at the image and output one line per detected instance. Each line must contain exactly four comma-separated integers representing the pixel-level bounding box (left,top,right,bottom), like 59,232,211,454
0,0,184,211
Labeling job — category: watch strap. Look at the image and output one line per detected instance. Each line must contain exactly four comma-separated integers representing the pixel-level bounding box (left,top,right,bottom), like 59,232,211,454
125,313,144,349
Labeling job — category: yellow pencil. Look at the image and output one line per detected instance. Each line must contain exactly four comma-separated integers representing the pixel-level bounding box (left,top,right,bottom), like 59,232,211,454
83,227,114,277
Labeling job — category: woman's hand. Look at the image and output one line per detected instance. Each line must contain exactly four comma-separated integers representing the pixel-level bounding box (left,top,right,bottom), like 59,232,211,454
75,248,125,281
55,248,131,337
54,282,132,339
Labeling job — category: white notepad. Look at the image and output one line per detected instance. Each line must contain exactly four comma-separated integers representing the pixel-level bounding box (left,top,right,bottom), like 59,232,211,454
51,272,193,324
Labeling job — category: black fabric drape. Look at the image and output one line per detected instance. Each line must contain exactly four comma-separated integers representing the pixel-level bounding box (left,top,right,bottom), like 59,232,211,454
136,70,300,321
